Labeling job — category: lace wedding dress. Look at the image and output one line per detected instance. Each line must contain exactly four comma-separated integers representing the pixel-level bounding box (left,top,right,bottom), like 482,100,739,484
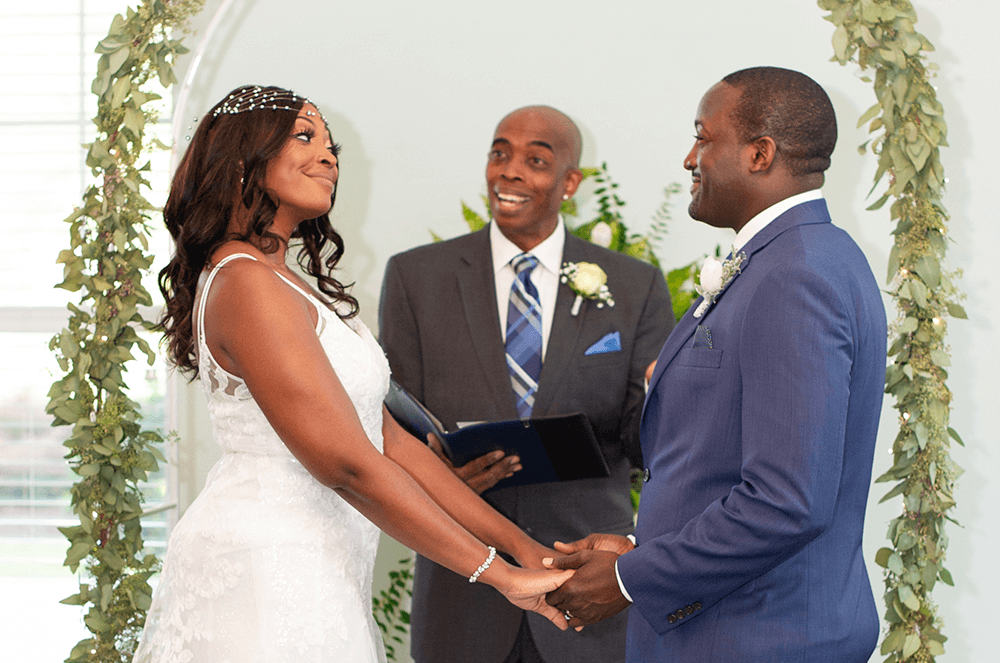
134,254,390,663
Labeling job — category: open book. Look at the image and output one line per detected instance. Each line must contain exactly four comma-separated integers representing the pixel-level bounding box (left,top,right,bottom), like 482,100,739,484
384,379,611,491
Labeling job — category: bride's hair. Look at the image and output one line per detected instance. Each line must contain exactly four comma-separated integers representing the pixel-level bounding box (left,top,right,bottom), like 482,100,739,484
157,84,359,377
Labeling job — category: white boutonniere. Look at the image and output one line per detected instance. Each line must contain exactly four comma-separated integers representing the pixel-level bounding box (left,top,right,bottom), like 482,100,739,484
693,249,746,318
560,261,615,316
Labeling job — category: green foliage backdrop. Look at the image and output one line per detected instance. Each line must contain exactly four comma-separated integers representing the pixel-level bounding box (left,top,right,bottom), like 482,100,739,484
48,1,203,661
819,1,965,661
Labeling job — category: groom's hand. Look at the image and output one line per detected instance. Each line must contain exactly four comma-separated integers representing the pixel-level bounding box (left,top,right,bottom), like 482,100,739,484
553,533,634,557
427,433,521,494
544,547,632,628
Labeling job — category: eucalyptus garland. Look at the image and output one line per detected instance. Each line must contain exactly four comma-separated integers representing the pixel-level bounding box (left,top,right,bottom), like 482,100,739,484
47,1,203,661
819,1,965,661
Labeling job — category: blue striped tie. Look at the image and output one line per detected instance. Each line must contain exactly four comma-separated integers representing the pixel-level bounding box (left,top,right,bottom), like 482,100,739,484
506,253,542,418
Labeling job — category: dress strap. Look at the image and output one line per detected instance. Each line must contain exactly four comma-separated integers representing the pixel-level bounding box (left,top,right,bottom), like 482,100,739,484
197,253,258,351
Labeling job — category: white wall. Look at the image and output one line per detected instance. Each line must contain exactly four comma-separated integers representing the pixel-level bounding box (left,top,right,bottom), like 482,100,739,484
172,1,999,659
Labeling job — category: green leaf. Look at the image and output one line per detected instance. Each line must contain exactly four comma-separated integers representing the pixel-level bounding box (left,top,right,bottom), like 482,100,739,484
878,481,906,504
908,279,927,308
832,25,849,61
65,541,91,566
460,201,486,232
902,633,921,659
948,427,965,446
881,628,905,654
926,639,945,656
913,255,941,289
939,567,954,586
77,463,100,477
929,349,951,367
898,585,920,612
875,547,893,568
946,302,967,319
867,194,889,211
887,551,905,575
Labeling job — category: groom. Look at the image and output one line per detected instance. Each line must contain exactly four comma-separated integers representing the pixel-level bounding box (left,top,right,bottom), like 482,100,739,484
546,67,887,662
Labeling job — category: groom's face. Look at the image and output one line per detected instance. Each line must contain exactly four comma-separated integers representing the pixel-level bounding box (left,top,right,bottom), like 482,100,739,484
683,82,755,232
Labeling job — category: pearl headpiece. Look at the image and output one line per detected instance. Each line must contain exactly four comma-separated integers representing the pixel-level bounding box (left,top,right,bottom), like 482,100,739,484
211,85,318,118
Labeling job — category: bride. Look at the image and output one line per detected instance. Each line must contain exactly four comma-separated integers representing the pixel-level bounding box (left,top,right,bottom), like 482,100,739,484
134,85,572,662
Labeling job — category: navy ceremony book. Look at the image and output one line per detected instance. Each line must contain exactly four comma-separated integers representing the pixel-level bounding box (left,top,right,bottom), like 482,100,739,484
384,379,611,491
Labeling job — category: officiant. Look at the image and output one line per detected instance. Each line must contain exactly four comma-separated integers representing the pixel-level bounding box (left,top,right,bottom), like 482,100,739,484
378,105,674,663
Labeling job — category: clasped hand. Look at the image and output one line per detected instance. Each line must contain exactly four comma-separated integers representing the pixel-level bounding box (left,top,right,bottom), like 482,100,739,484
542,533,635,629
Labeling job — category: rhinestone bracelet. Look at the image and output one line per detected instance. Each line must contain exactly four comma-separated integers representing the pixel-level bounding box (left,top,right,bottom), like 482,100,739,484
469,546,497,583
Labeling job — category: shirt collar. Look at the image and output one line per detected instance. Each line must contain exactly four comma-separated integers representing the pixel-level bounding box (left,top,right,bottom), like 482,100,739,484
731,189,824,252
490,217,565,276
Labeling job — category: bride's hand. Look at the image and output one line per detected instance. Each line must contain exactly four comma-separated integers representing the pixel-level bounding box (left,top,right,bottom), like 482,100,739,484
491,565,575,630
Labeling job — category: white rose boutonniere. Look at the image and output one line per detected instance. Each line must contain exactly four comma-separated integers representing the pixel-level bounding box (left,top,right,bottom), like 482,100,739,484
693,248,746,318
560,261,615,316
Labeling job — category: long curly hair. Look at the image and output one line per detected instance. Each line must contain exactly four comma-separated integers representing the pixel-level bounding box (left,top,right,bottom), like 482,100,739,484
158,85,359,377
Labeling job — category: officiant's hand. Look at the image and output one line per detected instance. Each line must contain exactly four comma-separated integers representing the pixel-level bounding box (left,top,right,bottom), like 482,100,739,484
427,433,521,494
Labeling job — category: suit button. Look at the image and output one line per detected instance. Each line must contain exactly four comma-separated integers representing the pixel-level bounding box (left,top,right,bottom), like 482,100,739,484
643,468,651,482
667,614,677,624
693,602,703,611
676,610,686,620
685,605,694,615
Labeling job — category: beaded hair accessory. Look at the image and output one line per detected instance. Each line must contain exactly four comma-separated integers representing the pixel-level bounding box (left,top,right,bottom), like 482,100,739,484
211,85,318,118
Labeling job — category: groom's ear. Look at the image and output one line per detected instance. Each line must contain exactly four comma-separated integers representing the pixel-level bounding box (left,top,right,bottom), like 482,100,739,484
747,136,777,173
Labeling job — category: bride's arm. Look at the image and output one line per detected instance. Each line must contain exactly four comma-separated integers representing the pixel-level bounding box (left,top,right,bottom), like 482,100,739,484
203,259,567,620
380,412,552,568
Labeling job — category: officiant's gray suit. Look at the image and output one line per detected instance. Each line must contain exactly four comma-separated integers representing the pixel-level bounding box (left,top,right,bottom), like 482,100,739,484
379,226,674,663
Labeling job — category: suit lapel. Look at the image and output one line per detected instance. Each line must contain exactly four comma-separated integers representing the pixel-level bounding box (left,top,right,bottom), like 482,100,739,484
456,229,520,419
643,198,832,417
532,233,588,417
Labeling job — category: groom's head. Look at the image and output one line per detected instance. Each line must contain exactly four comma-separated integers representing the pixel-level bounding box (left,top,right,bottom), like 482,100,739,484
684,67,836,232
486,106,583,252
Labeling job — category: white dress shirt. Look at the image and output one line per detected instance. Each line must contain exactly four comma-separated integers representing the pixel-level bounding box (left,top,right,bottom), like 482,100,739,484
490,217,565,359
613,188,825,603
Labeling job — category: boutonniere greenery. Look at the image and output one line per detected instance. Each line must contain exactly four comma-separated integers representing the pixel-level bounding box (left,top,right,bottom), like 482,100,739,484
560,261,615,316
693,249,746,318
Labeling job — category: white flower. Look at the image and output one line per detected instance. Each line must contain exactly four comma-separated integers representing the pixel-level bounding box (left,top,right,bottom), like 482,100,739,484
571,262,607,296
589,221,614,248
560,261,615,316
698,257,724,293
692,248,746,318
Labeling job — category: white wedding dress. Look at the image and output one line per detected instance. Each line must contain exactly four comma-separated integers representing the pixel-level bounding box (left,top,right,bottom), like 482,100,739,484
134,254,390,663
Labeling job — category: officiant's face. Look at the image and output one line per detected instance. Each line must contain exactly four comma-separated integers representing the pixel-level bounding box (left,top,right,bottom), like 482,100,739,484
684,83,754,231
486,107,582,251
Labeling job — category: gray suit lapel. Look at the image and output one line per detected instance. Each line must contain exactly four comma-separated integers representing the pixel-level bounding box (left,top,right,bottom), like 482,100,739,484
532,233,590,417
456,229,520,419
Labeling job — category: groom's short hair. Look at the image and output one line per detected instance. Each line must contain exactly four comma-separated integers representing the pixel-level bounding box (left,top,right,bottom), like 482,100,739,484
722,66,837,177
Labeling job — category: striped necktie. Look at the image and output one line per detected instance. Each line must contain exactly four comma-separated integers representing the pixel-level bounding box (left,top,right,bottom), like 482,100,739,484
505,253,542,418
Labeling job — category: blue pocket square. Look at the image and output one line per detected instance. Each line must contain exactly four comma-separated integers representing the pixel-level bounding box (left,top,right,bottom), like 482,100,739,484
585,331,622,355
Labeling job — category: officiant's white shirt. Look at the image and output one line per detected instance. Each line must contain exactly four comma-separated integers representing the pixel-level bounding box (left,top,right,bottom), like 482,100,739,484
490,217,565,360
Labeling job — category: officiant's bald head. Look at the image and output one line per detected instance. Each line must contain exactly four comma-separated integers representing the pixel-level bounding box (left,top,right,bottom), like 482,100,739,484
485,106,584,251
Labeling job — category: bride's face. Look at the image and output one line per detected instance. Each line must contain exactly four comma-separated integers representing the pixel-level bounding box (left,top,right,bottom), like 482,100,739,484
264,104,339,222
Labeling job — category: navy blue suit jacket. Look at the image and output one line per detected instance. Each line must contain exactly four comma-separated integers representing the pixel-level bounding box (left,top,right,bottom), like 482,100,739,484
618,199,886,662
